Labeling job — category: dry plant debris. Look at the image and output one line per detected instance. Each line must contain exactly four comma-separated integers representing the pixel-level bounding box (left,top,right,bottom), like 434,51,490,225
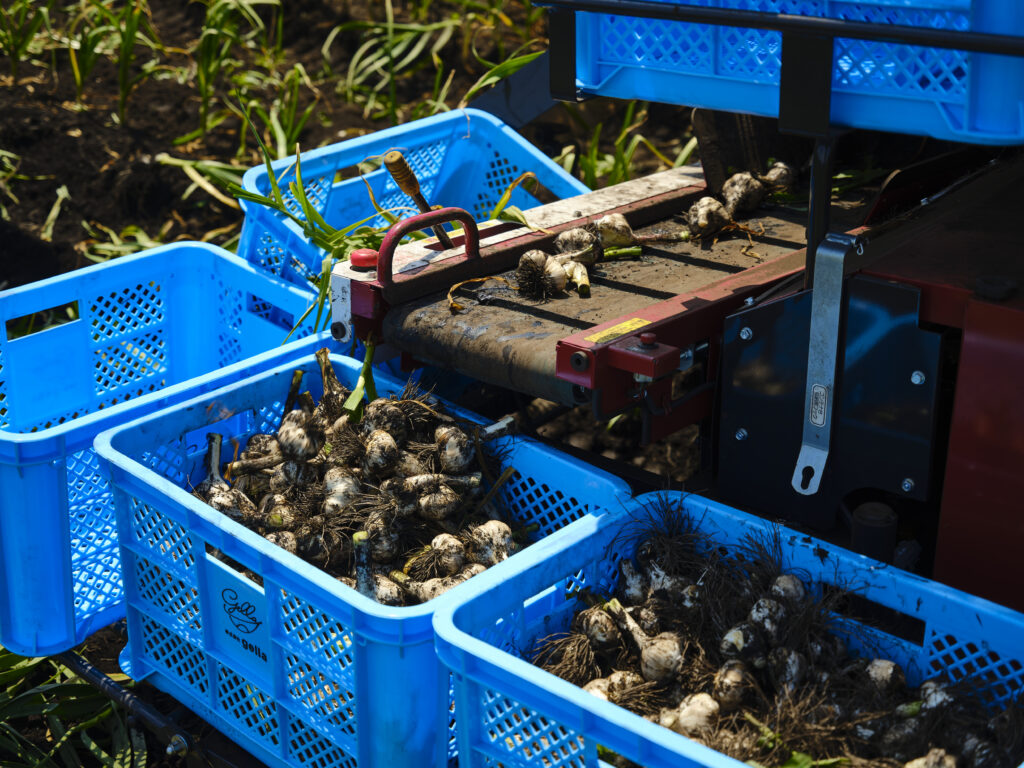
531,498,1024,768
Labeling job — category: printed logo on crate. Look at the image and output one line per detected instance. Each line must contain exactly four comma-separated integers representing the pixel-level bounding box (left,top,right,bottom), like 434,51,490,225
222,588,262,636
207,556,273,682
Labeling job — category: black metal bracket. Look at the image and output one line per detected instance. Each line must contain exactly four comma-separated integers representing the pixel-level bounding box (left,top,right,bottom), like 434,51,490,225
548,9,583,102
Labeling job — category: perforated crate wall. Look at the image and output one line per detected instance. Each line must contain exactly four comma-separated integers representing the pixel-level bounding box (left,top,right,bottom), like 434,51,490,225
237,109,590,289
435,492,1024,768
99,353,631,768
572,0,1024,145
0,243,320,656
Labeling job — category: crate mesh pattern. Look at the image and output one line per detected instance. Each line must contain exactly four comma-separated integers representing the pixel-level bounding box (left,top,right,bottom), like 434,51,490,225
576,0,1024,144
0,244,319,656
238,109,590,289
438,493,1024,768
104,356,628,768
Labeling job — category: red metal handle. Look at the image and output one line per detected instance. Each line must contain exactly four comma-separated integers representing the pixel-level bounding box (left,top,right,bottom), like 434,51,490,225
376,207,480,289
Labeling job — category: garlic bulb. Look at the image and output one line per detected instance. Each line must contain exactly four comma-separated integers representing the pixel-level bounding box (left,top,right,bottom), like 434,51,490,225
688,196,730,238
722,171,767,217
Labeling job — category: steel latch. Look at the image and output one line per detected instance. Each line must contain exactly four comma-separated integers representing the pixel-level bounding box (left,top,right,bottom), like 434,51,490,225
791,233,862,495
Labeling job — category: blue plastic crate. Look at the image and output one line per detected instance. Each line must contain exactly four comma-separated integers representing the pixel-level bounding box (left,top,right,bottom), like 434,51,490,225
569,1,1024,145
94,354,631,768
0,243,323,657
434,491,1024,768
237,108,591,288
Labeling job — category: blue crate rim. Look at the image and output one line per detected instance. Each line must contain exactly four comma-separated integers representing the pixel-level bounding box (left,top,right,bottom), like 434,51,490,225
0,242,317,451
96,353,625,631
434,492,1024,767
237,107,590,238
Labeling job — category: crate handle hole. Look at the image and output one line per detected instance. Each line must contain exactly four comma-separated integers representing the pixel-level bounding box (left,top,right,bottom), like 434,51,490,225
5,300,80,340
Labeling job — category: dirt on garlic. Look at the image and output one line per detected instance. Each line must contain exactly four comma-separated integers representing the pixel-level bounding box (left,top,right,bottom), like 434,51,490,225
530,497,1024,768
191,348,528,606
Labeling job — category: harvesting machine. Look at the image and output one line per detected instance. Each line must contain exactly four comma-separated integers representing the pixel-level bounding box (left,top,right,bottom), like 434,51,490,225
327,1,1024,612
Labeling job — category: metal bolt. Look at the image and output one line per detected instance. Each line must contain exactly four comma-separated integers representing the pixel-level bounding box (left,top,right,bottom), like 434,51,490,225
330,321,347,341
910,370,926,385
901,478,915,493
743,296,755,306
735,428,748,441
570,351,589,372
639,332,657,348
739,327,753,341
166,734,189,757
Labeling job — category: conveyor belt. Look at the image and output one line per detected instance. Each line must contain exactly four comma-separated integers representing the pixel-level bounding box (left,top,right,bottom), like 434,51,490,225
383,195,867,404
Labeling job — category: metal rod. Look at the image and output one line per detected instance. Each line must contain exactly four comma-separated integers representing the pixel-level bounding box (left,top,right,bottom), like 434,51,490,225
57,651,193,757
805,136,835,287
541,0,1024,57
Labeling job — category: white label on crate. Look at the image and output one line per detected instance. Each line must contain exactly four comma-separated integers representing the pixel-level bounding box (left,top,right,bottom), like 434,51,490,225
207,555,273,686
809,384,828,428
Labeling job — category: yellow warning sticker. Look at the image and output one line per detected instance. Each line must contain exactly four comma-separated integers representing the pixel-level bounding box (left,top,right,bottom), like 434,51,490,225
584,317,651,344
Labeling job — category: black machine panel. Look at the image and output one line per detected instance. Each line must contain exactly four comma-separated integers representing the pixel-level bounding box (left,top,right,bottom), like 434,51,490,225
717,275,943,532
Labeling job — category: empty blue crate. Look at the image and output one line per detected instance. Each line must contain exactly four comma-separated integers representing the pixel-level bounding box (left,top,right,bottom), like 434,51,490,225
94,354,631,768
434,491,1024,768
569,0,1024,144
237,108,590,288
0,243,322,657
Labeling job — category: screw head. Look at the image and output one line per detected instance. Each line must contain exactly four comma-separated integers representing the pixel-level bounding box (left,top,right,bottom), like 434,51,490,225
910,370,926,385
166,735,189,757
639,332,657,348
570,351,589,372
331,321,348,341
901,478,915,493
735,428,748,441
743,296,755,306
739,327,753,341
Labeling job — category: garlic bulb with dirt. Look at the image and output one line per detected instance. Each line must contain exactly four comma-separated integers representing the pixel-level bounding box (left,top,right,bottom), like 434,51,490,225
575,606,622,655
390,563,486,602
759,160,796,190
713,660,753,712
543,258,567,294
770,573,806,603
866,658,905,695
607,599,683,684
418,484,462,521
554,227,600,264
265,530,298,554
362,398,409,445
314,347,351,422
268,459,317,493
918,678,954,711
516,249,564,299
747,596,787,645
363,429,399,478
722,171,767,218
687,196,731,238
617,559,648,604
768,647,809,695
322,466,361,512
436,425,473,474
596,212,691,247
195,433,257,521
466,519,515,566
659,693,719,736
720,622,766,667
904,749,957,768
276,409,324,460
583,677,611,701
430,533,467,576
